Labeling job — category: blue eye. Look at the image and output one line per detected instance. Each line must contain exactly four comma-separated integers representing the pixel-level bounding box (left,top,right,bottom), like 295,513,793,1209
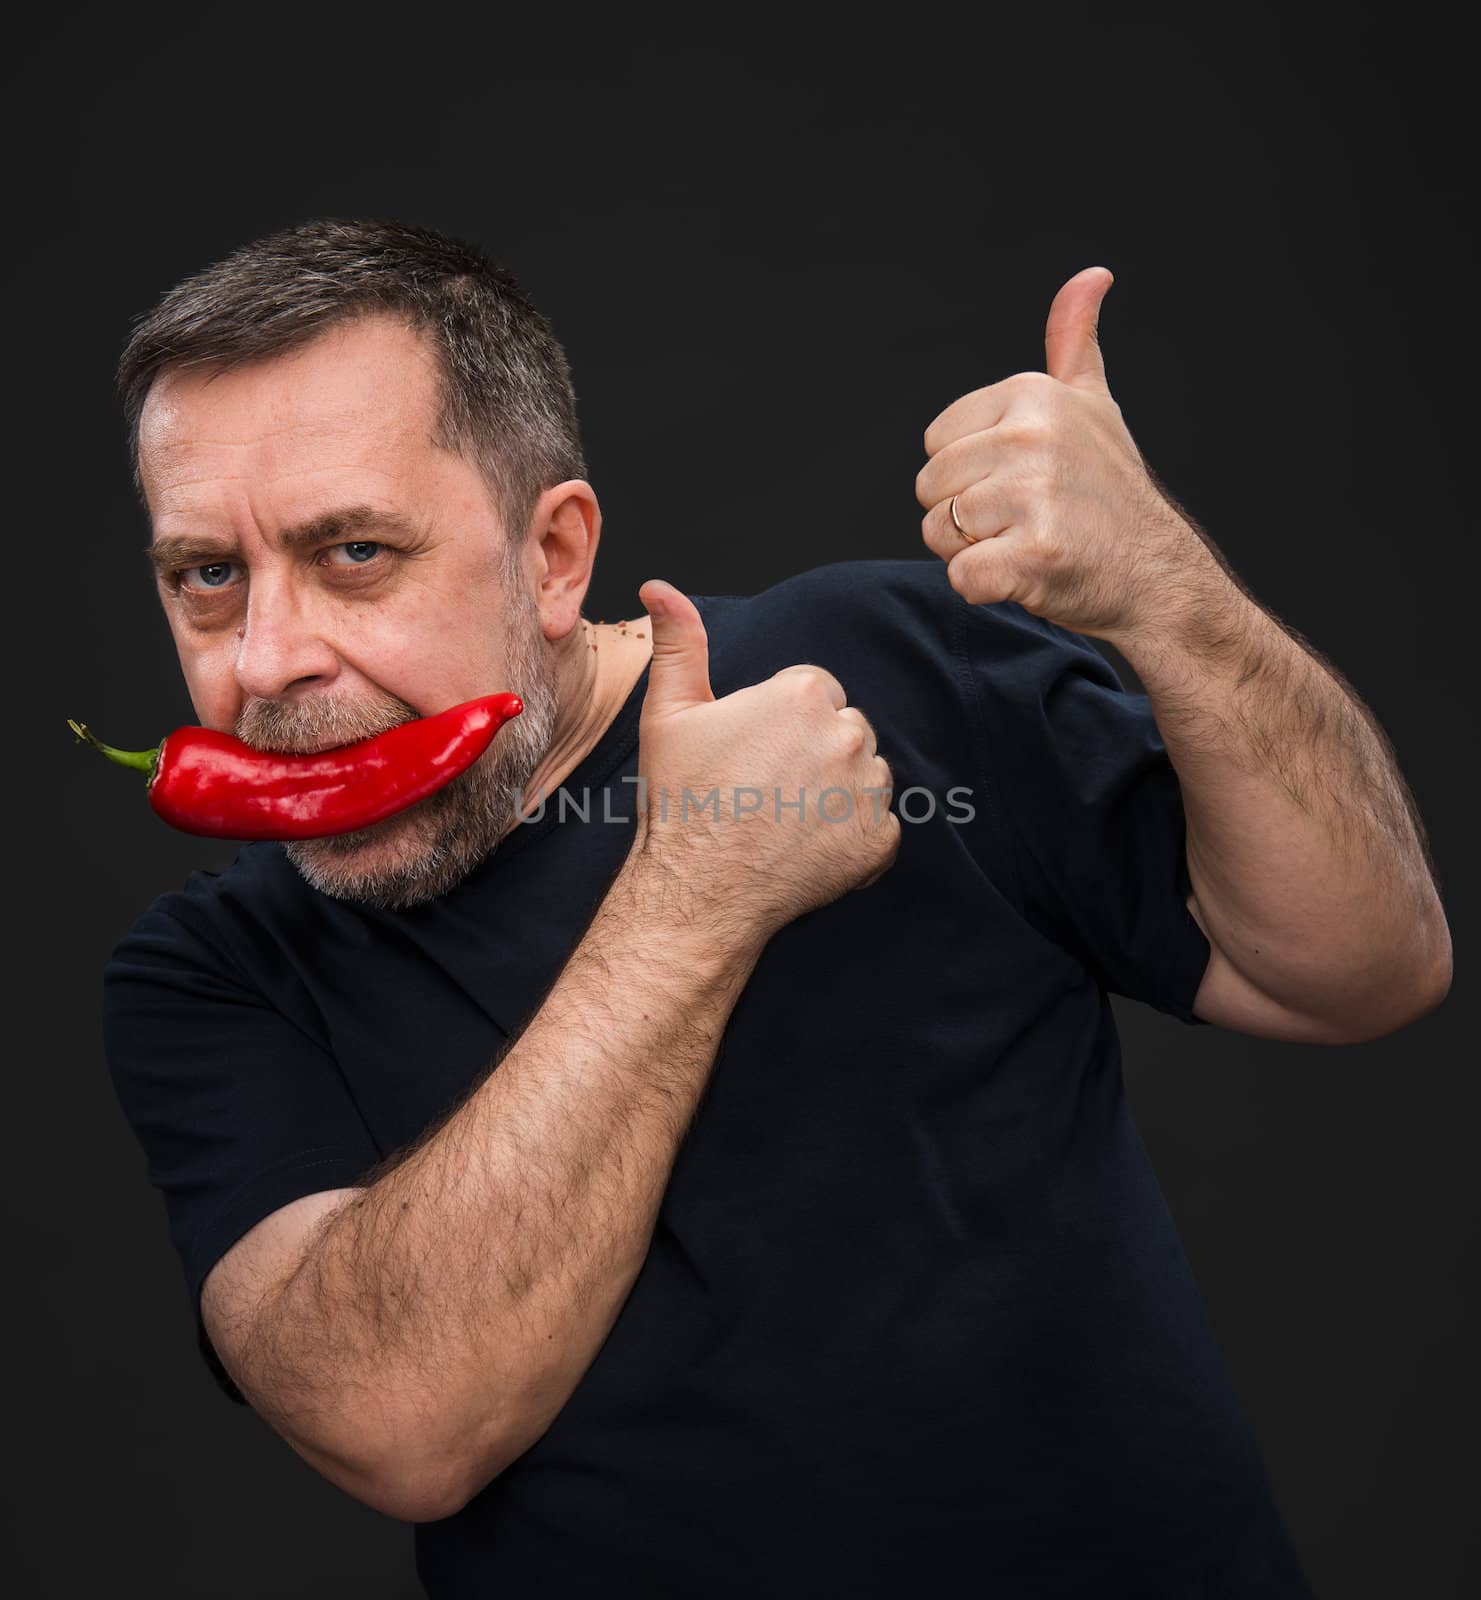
172,541,386,597
325,540,384,567
180,561,238,590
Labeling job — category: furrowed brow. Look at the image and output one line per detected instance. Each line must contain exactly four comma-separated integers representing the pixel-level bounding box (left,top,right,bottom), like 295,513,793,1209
146,505,421,572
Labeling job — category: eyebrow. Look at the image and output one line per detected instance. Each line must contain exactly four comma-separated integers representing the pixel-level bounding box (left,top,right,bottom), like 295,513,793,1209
146,505,422,573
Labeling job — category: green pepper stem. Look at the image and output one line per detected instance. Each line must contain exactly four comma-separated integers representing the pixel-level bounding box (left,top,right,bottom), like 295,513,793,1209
68,719,162,779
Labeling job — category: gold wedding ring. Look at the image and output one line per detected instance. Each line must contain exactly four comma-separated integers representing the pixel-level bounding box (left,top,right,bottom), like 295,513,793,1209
949,494,979,544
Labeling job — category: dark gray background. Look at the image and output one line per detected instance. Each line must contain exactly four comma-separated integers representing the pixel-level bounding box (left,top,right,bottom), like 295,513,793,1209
10,8,1473,1596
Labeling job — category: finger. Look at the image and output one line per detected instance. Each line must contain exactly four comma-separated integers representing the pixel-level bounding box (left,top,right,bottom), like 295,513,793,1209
921,481,1015,565
915,426,1010,511
944,537,1026,608
638,579,714,714
1044,266,1114,396
922,376,1022,459
770,662,848,711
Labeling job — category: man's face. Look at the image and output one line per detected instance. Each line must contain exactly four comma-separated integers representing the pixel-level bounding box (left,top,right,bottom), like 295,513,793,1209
137,313,565,908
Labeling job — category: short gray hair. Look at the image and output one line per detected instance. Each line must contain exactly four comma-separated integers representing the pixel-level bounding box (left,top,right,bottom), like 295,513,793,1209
115,216,588,563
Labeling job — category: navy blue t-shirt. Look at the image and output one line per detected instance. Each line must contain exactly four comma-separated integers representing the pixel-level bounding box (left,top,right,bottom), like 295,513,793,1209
102,558,1314,1596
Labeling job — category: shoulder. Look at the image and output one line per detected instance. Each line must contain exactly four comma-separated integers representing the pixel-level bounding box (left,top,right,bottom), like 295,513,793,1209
700,557,956,639
692,558,1100,698
101,842,340,1075
105,842,303,983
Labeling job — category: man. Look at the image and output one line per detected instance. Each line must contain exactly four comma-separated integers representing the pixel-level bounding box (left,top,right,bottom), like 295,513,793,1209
102,217,1450,1596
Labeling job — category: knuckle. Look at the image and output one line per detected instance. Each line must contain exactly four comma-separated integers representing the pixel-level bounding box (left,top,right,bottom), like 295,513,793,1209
838,724,865,759
778,667,822,704
1029,523,1065,565
1005,418,1046,451
798,675,830,712
816,672,846,708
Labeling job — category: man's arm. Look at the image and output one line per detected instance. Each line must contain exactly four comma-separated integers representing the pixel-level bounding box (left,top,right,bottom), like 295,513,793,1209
1112,578,1452,1045
913,270,1450,1043
210,583,900,1524
225,847,763,1522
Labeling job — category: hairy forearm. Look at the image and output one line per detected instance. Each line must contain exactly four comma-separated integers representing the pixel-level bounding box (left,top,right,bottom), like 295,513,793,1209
1110,558,1451,1028
242,846,763,1516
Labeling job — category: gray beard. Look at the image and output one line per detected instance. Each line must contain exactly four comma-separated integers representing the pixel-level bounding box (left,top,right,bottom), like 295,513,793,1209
235,584,561,911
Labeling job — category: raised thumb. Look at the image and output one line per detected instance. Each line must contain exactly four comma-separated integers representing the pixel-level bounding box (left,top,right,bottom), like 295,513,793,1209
638,579,714,713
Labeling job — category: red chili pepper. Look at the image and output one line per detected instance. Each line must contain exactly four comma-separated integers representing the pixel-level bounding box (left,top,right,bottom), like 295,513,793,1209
67,692,523,841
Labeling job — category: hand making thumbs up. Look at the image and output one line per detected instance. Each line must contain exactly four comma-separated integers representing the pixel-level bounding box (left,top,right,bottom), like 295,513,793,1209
914,266,1219,644
631,578,900,940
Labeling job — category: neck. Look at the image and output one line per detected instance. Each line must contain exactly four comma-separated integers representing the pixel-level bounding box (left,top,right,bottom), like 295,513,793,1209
513,614,653,823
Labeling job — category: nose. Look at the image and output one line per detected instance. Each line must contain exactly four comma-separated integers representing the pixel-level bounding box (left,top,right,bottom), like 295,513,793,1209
233,570,341,703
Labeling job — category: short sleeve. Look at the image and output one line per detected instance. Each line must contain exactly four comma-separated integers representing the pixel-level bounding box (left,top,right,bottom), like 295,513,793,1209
952,598,1212,1026
102,903,383,1403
